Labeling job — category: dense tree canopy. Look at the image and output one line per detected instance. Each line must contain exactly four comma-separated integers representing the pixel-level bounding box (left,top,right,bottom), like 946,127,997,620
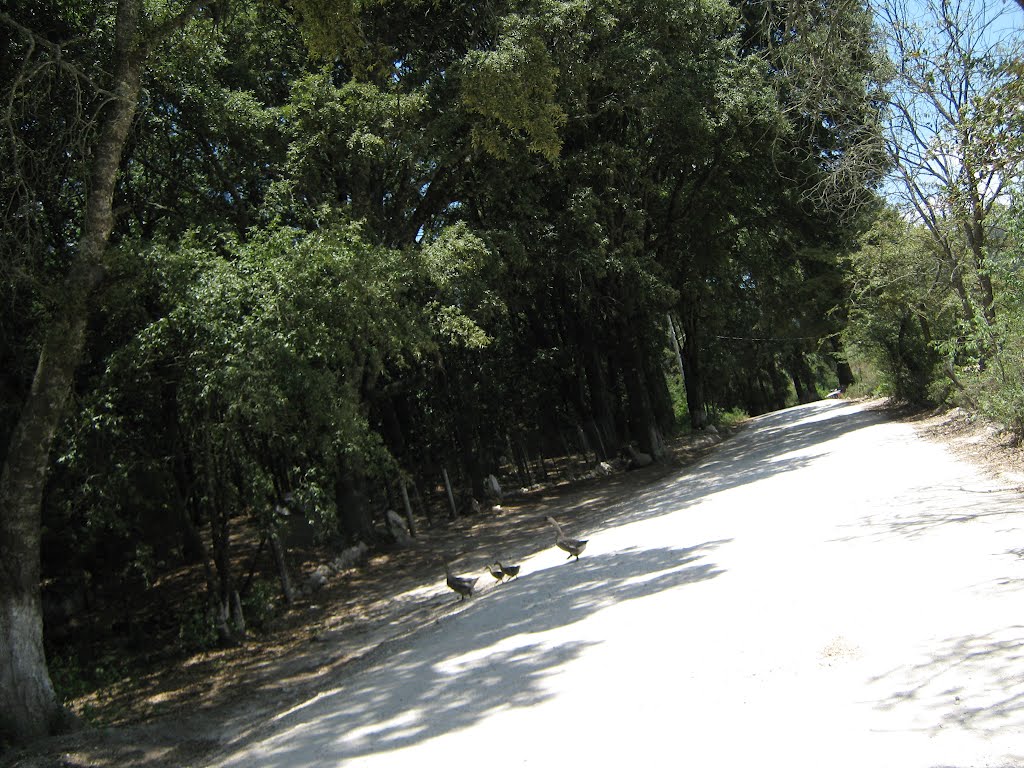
2,0,900,744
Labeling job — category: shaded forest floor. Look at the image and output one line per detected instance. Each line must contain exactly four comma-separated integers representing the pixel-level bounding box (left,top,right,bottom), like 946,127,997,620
3,425,729,768
5,399,1023,768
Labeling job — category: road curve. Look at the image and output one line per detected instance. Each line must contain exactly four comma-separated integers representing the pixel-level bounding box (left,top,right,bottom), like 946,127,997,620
209,400,1024,768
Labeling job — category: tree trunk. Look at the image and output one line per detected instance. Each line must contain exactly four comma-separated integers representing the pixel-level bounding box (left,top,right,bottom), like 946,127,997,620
829,337,855,389
622,342,665,460
644,342,676,435
410,477,433,528
787,353,818,404
203,438,238,647
335,463,377,543
667,313,686,385
0,0,144,743
442,468,458,519
398,478,417,538
268,532,294,606
581,333,620,456
680,307,709,429
447,366,485,501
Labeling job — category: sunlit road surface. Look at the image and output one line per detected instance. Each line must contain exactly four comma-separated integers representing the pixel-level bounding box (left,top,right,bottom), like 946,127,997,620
210,400,1024,768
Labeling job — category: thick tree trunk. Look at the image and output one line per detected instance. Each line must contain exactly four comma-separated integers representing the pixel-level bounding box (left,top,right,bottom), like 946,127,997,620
203,437,240,647
644,343,676,435
0,311,94,742
622,343,666,460
680,307,709,429
829,338,855,389
787,353,818,404
580,329,620,456
0,0,144,743
335,463,377,543
448,367,485,501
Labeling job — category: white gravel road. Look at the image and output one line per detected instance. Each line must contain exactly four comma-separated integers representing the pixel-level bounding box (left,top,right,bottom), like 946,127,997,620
210,400,1024,768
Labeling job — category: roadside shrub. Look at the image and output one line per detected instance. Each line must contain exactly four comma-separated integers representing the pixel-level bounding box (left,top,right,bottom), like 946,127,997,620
714,407,750,428
665,371,689,429
176,597,219,653
47,652,126,707
240,578,280,632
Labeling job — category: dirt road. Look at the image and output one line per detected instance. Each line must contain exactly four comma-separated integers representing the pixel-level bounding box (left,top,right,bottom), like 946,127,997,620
207,400,1024,768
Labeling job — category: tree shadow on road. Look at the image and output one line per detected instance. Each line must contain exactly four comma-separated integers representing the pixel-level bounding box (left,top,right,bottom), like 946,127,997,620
871,626,1024,739
14,401,894,767
831,481,1024,544
378,402,877,601
579,400,890,534
212,540,726,767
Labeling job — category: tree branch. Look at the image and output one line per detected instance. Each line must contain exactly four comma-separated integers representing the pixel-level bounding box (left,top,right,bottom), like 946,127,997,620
0,12,117,98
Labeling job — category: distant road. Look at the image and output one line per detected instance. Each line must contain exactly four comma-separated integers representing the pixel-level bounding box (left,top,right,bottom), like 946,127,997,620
208,400,1024,768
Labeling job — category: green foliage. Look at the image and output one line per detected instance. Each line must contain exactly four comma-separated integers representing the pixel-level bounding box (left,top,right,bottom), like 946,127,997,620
845,193,1024,427
713,407,750,430
46,652,126,708
46,654,95,704
844,208,951,404
665,372,688,427
241,578,280,632
11,0,895,691
459,13,566,160
289,0,373,70
176,598,221,654
952,202,1024,437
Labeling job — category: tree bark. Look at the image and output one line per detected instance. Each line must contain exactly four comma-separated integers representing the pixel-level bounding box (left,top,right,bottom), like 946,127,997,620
579,329,620,456
268,532,295,606
335,463,377,543
787,353,818,404
622,342,665,460
667,313,686,385
398,479,417,538
680,306,709,429
0,0,145,742
829,337,855,389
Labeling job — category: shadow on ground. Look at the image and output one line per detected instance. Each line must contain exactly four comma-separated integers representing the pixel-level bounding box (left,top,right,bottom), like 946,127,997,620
212,540,726,766
832,481,1024,544
873,626,1024,739
573,400,891,535
0,400,909,767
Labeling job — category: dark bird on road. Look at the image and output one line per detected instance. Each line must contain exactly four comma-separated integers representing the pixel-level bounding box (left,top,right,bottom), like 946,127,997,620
444,562,479,601
547,516,588,560
498,562,521,580
487,562,505,583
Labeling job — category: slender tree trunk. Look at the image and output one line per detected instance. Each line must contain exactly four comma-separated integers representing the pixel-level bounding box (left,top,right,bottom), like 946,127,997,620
411,477,432,528
680,306,709,429
203,437,237,647
0,0,144,742
964,182,996,327
268,533,294,606
667,313,686,385
446,366,485,500
442,468,458,519
398,479,417,538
